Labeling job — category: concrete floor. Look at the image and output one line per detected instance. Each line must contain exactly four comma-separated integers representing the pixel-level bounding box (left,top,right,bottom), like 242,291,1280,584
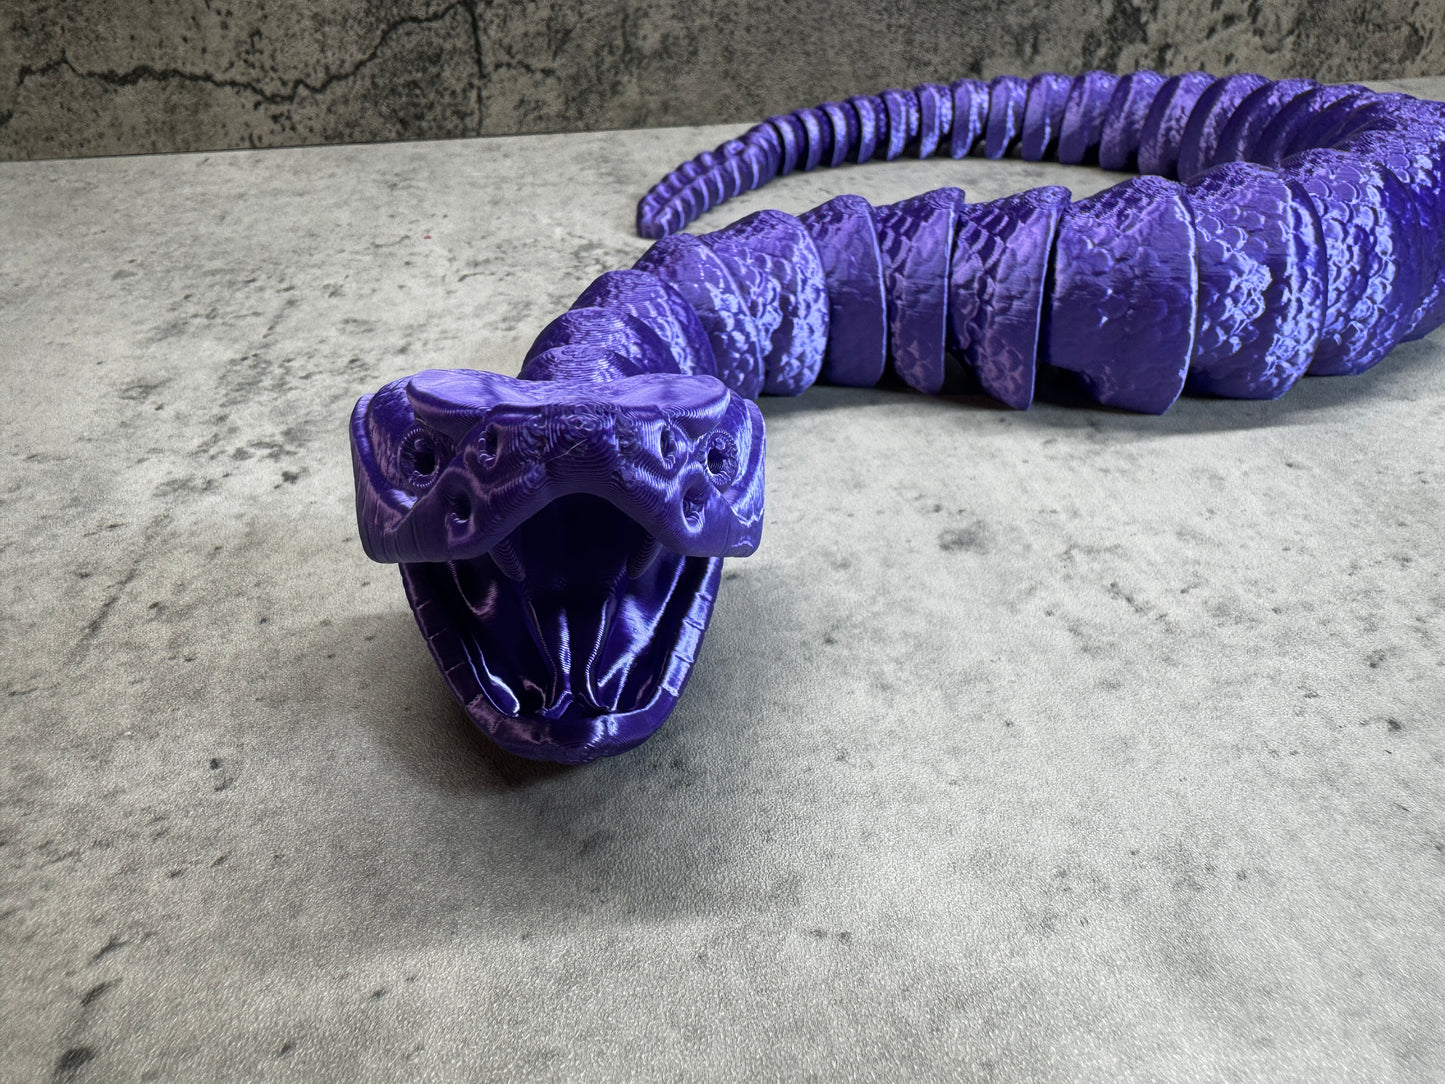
3,77,1443,1083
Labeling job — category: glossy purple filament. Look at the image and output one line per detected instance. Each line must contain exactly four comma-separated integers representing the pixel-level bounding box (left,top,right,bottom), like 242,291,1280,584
354,73,1445,764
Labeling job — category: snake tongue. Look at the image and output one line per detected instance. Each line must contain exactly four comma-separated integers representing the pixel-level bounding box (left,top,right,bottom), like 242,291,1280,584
504,494,642,717
521,583,616,718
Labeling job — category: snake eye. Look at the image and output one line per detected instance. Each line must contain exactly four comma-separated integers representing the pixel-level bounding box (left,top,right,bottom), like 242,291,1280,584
398,427,449,489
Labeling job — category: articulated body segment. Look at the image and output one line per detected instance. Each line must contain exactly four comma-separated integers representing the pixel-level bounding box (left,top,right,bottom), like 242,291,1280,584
353,72,1445,763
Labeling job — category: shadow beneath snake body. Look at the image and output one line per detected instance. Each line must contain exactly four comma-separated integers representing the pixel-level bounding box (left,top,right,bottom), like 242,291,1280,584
755,332,1438,436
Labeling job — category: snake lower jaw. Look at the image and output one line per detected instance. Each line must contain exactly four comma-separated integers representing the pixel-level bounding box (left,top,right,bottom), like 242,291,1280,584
397,494,724,764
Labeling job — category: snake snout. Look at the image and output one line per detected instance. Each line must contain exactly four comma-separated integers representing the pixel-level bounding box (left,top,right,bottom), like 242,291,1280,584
354,368,765,565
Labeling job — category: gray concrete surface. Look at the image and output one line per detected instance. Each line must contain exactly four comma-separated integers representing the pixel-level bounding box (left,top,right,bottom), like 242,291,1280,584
3,77,1444,1083
5,0,1445,160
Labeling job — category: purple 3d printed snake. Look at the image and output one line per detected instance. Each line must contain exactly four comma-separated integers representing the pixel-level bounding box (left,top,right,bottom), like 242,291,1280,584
351,71,1445,764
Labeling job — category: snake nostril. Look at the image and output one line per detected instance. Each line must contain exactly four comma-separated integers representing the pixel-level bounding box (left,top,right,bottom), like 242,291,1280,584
682,484,707,525
480,424,500,460
450,490,473,524
658,425,675,463
704,433,738,488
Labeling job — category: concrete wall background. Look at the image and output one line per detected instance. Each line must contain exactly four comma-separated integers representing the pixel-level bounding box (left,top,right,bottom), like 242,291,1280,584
3,0,1442,161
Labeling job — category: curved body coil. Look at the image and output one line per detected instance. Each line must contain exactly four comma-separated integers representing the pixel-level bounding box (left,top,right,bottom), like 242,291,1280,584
352,72,1445,764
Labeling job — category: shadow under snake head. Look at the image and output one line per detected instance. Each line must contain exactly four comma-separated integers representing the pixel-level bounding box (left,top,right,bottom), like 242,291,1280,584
351,368,765,764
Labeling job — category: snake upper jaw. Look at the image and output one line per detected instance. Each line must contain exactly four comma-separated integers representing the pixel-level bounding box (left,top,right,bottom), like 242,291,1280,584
352,369,765,565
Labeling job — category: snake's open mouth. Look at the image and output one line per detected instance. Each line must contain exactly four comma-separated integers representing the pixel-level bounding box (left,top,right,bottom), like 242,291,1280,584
351,369,763,763
400,495,722,762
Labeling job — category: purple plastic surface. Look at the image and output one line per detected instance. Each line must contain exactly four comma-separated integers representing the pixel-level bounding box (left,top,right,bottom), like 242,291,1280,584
703,210,830,395
362,72,1445,764
875,187,965,394
797,194,888,387
1057,70,1121,165
1099,70,1166,172
742,123,783,171
949,186,1070,410
1336,130,1445,341
880,88,919,160
1212,78,1318,168
398,547,721,762
795,106,830,172
820,100,859,168
353,369,763,763
1184,161,1326,398
633,233,765,399
1046,175,1198,413
949,79,989,158
1138,71,1215,178
570,269,717,378
523,307,679,379
1253,84,1369,166
1176,72,1270,182
1021,73,1073,162
1304,91,1419,151
915,82,953,159
713,140,750,200
766,113,804,175
1284,148,1425,374
849,95,886,162
985,76,1029,159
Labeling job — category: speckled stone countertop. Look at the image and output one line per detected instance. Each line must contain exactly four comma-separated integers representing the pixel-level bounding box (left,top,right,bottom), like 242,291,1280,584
3,77,1443,1083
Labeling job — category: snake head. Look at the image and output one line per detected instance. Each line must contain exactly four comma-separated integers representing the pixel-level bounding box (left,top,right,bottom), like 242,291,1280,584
350,369,765,763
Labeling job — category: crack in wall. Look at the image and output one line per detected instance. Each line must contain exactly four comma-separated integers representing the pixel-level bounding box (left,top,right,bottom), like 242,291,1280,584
463,0,486,133
1,0,474,130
